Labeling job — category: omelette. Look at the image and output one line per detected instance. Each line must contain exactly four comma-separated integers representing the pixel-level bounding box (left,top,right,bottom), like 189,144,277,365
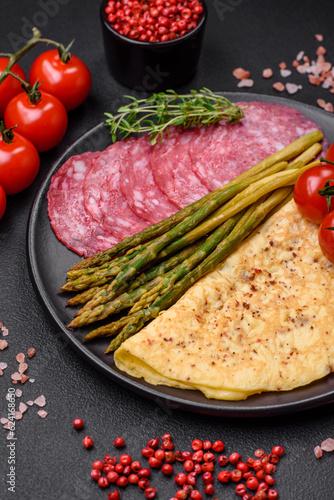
114,200,334,400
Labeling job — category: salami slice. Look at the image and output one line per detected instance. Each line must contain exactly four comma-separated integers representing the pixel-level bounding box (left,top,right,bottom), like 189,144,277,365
150,127,209,208
189,101,327,190
83,139,149,239
47,152,119,257
120,135,178,224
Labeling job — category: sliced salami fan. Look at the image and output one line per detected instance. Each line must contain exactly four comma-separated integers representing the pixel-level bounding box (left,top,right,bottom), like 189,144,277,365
150,127,209,208
120,135,178,224
47,152,119,257
189,101,327,190
84,139,149,239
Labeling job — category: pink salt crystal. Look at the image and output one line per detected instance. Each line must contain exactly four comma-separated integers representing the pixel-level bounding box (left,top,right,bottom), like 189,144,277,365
292,60,299,68
280,69,292,78
0,339,8,350
27,347,36,358
2,327,8,336
18,363,28,374
233,67,251,80
309,75,322,85
237,79,254,88
0,369,3,376
15,411,23,420
286,83,300,95
37,410,48,419
279,61,287,69
323,78,333,89
317,98,327,108
296,51,304,61
273,82,285,92
16,353,25,363
11,372,22,381
0,362,8,370
4,423,12,430
262,68,273,78
324,102,334,113
29,378,35,383
34,395,46,407
314,445,323,458
26,400,34,406
15,389,22,397
19,402,27,413
316,46,326,56
0,418,9,425
321,438,334,452
315,34,324,42
296,64,308,74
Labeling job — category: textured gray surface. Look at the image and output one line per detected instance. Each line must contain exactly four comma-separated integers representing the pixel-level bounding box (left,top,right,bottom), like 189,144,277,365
1,0,334,498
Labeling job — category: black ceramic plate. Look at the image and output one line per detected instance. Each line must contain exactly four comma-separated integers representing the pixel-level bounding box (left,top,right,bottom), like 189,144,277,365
27,92,334,417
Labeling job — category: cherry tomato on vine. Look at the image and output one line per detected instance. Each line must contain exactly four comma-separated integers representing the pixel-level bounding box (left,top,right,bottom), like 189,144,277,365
319,211,334,264
4,91,68,152
0,57,27,118
326,143,334,163
0,184,6,220
0,127,40,195
293,165,334,224
29,49,92,111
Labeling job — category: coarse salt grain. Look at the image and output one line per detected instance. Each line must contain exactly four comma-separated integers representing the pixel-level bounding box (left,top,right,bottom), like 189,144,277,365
11,372,22,381
0,418,9,425
316,46,327,56
262,68,273,78
19,363,28,374
27,348,36,358
279,62,287,69
314,445,323,458
232,67,251,80
29,378,35,383
315,34,324,42
34,395,46,407
296,64,308,74
0,339,8,350
237,79,254,88
16,353,25,363
1,327,8,336
286,83,302,95
26,400,34,406
37,410,48,419
321,438,334,452
0,362,8,370
280,69,292,78
296,50,304,61
15,389,22,397
15,411,23,420
273,82,285,92
19,402,28,413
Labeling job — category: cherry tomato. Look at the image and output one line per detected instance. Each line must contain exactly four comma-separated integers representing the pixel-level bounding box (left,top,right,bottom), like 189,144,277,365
0,130,40,194
29,49,92,111
319,210,334,264
4,91,68,152
326,143,334,163
0,57,27,118
293,165,334,224
0,184,6,220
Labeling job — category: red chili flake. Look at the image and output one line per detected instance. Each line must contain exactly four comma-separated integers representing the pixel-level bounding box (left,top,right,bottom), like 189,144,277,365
262,68,273,78
27,347,36,358
233,67,251,80
314,445,323,458
20,374,29,383
0,339,8,350
272,82,285,92
34,395,46,407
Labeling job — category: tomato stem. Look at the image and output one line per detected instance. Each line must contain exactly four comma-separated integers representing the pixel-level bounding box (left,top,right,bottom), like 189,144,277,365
0,28,74,85
0,120,17,144
321,157,334,166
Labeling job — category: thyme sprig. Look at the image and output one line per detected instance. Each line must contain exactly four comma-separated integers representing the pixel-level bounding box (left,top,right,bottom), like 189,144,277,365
105,88,245,145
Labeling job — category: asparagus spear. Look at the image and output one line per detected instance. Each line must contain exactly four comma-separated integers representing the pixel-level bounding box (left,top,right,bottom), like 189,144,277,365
69,130,322,272
104,186,292,352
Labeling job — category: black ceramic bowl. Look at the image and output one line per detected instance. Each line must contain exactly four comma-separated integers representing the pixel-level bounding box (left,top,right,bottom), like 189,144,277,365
100,0,207,91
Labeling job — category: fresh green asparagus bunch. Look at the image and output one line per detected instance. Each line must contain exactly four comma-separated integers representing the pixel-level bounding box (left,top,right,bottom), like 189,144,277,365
63,131,324,353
